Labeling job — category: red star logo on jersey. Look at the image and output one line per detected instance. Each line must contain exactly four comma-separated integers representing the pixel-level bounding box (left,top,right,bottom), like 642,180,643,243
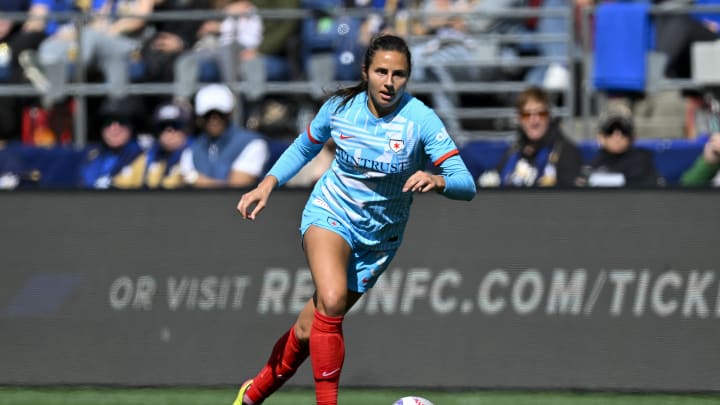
389,139,404,153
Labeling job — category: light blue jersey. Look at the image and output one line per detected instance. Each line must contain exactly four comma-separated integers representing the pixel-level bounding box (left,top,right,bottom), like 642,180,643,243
268,91,476,253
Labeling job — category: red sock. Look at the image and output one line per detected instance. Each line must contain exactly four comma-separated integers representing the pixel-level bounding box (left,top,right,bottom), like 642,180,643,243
310,311,345,405
246,326,309,404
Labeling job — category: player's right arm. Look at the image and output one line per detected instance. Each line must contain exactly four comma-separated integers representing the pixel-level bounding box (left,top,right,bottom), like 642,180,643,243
265,100,335,186
236,175,278,220
235,134,320,220
236,99,335,220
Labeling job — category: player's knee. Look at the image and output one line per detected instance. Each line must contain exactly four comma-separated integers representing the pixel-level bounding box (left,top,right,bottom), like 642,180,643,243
315,290,346,317
293,320,311,342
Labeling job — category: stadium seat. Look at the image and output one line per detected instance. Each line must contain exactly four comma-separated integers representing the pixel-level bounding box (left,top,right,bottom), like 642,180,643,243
593,2,654,93
300,0,363,84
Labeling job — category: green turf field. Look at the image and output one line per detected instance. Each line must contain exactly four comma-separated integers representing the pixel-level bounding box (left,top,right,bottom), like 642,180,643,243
1,387,719,405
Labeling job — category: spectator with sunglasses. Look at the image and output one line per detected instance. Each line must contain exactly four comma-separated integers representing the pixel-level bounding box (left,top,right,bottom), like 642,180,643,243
78,96,146,189
179,83,269,188
579,104,662,187
478,86,582,187
134,100,195,189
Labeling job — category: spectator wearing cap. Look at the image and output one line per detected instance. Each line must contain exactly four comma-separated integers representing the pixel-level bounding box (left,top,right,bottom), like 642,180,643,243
78,96,145,189
579,105,663,187
135,100,195,189
179,83,269,188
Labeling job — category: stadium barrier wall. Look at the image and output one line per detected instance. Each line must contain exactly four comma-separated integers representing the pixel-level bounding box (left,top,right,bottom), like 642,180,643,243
2,135,710,188
1,190,719,391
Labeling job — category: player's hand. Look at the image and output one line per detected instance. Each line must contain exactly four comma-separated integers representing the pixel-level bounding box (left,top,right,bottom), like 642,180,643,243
236,176,278,220
703,133,720,165
402,170,445,193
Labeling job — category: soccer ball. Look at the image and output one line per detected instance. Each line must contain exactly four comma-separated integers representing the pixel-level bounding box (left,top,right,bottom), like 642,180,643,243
394,396,434,405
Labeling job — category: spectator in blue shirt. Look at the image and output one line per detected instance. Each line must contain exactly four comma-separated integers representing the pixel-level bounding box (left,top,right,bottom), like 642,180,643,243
78,96,145,189
139,100,195,189
179,83,269,188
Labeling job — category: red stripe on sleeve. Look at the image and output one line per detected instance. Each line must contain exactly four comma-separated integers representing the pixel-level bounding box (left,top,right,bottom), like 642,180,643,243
307,124,322,144
433,149,459,166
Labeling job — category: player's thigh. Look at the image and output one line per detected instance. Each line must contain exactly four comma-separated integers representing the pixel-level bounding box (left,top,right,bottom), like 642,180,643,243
303,225,352,312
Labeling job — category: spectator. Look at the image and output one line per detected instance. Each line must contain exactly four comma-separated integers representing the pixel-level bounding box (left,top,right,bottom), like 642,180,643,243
477,86,582,187
78,96,146,189
410,0,491,134
179,83,269,188
524,0,572,90
410,0,570,133
257,0,300,81
139,100,195,188
0,140,25,189
134,0,212,120
300,0,383,85
14,0,87,145
579,105,663,187
471,0,590,92
680,133,720,186
0,0,27,40
173,0,264,104
653,0,720,137
0,0,44,140
655,0,720,80
24,0,155,108
138,0,212,84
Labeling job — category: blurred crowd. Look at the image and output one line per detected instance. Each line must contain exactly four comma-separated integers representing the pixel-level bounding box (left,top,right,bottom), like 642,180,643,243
0,0,718,189
0,0,583,138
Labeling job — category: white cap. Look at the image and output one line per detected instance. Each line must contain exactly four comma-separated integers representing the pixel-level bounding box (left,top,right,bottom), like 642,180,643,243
194,84,235,115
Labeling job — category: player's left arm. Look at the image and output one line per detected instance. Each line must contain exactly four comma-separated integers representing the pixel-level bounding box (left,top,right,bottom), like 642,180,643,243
403,114,476,200
403,154,476,200
436,154,477,200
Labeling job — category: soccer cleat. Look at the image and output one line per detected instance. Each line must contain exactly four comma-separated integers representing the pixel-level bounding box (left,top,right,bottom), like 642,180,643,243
231,379,253,405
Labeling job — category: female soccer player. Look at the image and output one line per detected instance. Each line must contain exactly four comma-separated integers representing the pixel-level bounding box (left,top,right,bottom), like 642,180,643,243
234,34,477,405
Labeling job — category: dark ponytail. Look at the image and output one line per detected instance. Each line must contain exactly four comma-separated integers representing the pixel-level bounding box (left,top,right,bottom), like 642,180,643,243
331,34,412,113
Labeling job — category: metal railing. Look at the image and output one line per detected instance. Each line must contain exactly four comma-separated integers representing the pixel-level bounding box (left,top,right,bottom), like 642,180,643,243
0,5,575,146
